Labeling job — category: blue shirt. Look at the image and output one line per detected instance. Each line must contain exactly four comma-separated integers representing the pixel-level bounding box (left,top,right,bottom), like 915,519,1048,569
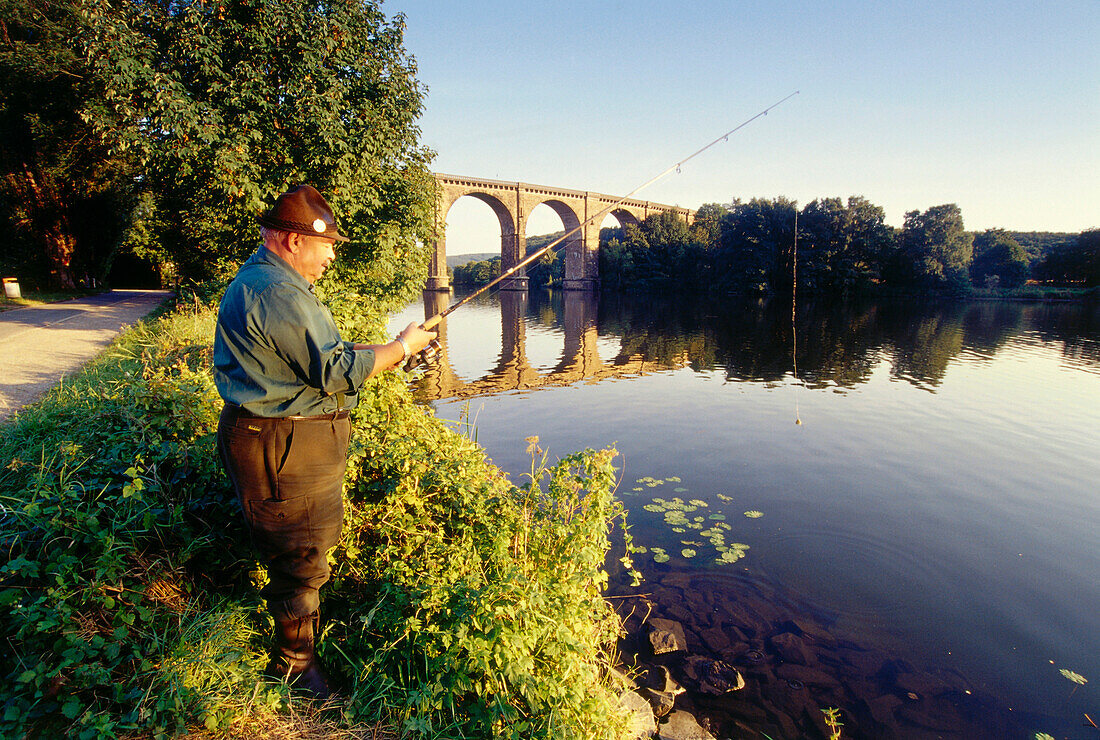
213,246,375,417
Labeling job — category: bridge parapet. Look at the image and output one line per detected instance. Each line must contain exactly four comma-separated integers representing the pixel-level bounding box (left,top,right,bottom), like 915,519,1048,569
431,174,694,292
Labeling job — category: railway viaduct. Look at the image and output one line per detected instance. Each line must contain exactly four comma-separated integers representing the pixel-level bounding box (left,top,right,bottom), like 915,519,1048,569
429,174,695,291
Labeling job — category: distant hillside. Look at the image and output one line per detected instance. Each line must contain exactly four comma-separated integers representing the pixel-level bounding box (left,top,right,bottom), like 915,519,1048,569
446,252,498,269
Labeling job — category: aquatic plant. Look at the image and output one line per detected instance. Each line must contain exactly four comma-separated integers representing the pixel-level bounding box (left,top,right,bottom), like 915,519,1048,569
1059,668,1087,685
821,707,844,739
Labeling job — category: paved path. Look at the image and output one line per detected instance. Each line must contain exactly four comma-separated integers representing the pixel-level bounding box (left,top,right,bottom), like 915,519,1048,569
0,290,171,422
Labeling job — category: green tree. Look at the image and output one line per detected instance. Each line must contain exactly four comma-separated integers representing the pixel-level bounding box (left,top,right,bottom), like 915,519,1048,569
524,231,564,287
797,196,894,292
689,202,726,249
715,197,797,293
81,0,437,305
888,204,973,290
0,0,135,289
970,229,1029,288
1036,228,1100,287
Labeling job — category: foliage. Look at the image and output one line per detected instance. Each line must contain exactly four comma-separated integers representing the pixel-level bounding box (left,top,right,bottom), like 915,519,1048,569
1035,229,1100,287
523,231,565,288
1008,231,1076,264
971,229,1029,289
600,211,707,292
796,196,894,292
0,297,266,737
452,255,502,285
821,707,844,740
595,200,1100,296
884,204,973,290
1,293,635,738
332,411,633,737
714,197,798,293
0,0,136,289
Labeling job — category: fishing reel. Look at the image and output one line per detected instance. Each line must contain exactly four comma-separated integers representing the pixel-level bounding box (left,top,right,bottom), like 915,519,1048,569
403,338,442,373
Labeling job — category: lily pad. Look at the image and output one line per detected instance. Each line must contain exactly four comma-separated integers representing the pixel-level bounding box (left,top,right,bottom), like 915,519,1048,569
716,549,746,564
1059,668,1087,685
681,549,696,558
653,552,670,563
744,510,765,519
708,514,726,520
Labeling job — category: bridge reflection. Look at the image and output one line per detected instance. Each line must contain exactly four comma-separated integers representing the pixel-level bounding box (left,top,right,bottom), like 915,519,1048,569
411,289,689,401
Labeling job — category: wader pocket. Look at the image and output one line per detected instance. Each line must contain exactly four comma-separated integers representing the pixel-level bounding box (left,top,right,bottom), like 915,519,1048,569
248,495,313,555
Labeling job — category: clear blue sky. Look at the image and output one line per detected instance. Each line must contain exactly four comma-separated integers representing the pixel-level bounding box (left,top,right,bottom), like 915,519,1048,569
386,0,1099,253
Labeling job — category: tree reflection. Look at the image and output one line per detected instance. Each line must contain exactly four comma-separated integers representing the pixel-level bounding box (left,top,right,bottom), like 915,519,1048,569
411,289,1100,400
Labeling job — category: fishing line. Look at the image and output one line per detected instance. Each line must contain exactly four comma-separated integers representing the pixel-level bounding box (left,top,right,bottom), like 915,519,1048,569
792,207,802,426
406,91,801,369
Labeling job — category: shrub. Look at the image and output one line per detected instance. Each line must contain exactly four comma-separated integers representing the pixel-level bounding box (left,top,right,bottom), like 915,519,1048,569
1,295,634,739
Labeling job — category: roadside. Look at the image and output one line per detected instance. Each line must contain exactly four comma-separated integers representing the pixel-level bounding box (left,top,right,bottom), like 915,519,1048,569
0,289,172,422
0,288,105,312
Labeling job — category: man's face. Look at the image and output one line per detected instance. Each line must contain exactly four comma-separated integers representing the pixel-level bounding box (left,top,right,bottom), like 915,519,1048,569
289,233,337,284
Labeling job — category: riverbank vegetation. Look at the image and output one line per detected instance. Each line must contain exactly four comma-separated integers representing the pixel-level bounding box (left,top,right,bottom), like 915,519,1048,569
596,200,1097,298
1,289,636,738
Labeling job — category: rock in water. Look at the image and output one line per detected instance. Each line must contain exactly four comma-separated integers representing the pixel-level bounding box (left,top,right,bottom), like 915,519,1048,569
619,689,657,739
647,618,688,655
657,709,717,740
679,655,746,695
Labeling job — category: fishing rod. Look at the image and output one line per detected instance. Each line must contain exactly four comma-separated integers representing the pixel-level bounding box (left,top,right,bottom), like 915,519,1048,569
405,90,801,371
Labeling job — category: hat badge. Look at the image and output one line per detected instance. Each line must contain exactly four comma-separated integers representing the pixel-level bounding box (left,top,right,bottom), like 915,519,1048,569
312,218,327,233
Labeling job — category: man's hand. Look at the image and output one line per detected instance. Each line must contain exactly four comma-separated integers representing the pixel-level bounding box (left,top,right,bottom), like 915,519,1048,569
354,322,438,378
396,322,437,357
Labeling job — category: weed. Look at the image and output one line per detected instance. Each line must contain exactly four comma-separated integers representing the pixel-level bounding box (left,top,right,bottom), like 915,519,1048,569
821,707,844,739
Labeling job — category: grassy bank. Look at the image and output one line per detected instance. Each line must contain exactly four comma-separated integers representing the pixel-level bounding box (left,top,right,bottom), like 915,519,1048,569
0,294,634,739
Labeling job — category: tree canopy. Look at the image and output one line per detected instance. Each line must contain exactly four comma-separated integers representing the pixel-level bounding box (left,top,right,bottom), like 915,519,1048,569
1,0,437,302
0,0,135,288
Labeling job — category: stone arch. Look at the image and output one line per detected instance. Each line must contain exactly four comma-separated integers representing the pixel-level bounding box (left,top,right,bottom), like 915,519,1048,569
524,198,584,289
429,191,516,291
609,208,641,230
429,174,695,291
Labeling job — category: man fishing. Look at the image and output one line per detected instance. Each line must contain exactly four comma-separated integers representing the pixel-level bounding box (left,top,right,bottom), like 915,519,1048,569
213,184,436,699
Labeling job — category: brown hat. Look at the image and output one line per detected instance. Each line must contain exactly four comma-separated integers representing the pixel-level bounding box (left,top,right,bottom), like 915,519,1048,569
257,184,349,242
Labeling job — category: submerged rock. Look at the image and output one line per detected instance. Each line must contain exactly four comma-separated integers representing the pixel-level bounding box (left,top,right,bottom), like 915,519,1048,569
657,709,717,740
648,617,688,655
620,689,658,739
679,655,746,695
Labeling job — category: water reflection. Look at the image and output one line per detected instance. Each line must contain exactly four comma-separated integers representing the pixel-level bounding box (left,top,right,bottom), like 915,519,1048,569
399,288,1100,737
411,290,1100,400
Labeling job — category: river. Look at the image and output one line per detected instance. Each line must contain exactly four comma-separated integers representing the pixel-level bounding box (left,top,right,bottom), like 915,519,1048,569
389,288,1100,738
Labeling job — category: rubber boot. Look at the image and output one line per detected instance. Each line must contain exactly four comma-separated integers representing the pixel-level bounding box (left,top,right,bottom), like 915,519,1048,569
265,609,333,700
